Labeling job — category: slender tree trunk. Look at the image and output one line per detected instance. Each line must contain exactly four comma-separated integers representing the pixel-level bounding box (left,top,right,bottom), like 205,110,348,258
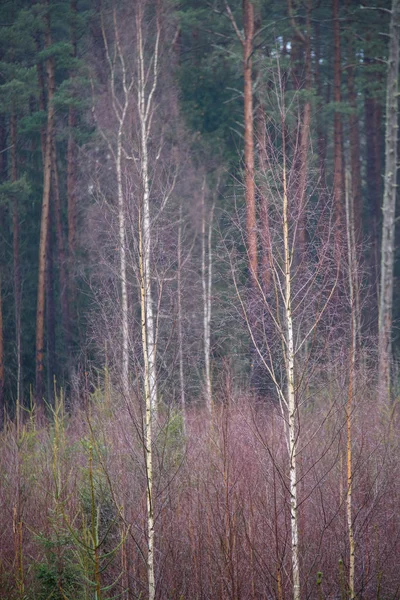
35,4,55,404
136,5,161,597
365,51,384,320
100,7,130,398
282,131,300,600
137,6,158,420
177,203,186,430
243,0,257,285
46,214,56,405
345,169,356,598
378,0,400,402
52,139,71,354
11,109,22,404
201,182,213,414
116,127,129,398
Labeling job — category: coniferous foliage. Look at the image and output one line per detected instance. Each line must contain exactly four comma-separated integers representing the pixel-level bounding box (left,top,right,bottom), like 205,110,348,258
0,0,400,598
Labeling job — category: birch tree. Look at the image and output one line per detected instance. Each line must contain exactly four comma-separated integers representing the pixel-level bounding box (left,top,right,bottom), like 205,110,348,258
378,0,400,402
201,180,214,414
92,3,178,597
99,8,132,398
231,72,338,600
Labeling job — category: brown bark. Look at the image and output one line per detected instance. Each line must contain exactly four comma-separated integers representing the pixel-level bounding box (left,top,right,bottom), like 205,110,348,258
52,139,71,352
46,212,56,404
333,0,344,246
224,0,256,284
243,0,257,285
35,4,55,404
11,109,22,404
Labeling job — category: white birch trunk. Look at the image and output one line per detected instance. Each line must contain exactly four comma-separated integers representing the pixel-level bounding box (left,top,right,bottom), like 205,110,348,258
101,10,130,398
378,0,400,401
116,131,129,398
201,183,213,413
177,204,187,432
137,8,158,420
283,151,300,600
136,6,160,598
345,169,356,598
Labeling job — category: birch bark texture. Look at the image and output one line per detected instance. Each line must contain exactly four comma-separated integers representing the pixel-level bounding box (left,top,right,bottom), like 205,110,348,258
201,181,214,414
136,4,162,597
378,0,400,402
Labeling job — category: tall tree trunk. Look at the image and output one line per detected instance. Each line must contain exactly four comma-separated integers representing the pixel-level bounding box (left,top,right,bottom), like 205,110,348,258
11,109,22,405
46,213,56,405
378,0,400,402
100,7,130,398
243,0,257,285
136,5,161,597
177,203,186,430
35,4,55,405
52,140,71,358
201,182,213,414
365,51,384,317
333,0,344,251
345,169,356,598
282,128,300,600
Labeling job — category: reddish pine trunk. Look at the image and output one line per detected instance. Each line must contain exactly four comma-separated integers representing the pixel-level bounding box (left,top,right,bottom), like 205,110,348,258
52,139,71,352
35,6,55,404
46,213,56,403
